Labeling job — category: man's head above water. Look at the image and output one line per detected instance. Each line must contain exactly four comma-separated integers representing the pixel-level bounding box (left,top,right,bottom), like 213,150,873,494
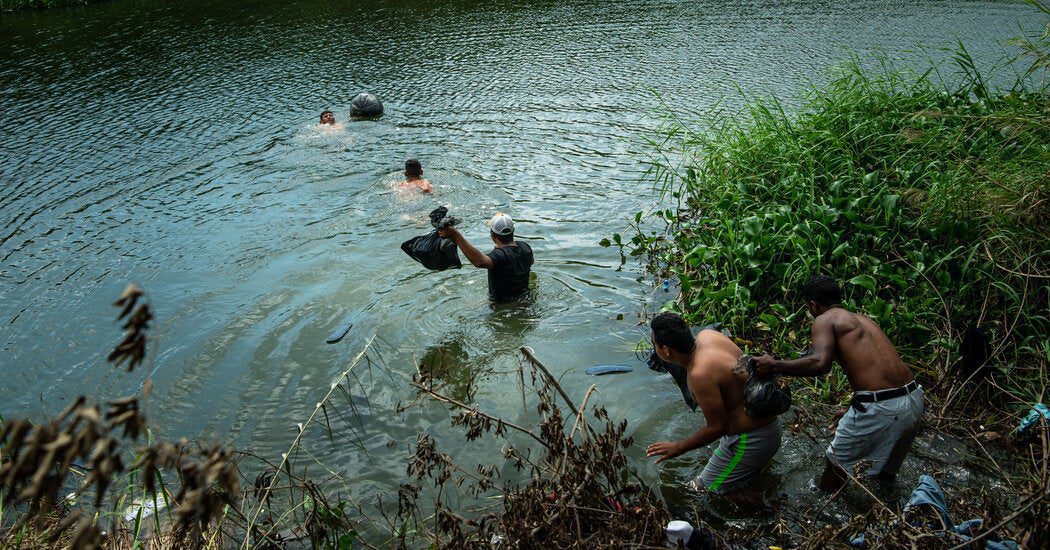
405,159,423,179
651,312,695,364
320,110,335,125
801,275,841,318
489,212,515,245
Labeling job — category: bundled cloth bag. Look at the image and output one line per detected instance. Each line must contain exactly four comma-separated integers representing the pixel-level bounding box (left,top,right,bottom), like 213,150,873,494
648,350,697,411
739,354,792,417
401,206,462,271
349,92,384,118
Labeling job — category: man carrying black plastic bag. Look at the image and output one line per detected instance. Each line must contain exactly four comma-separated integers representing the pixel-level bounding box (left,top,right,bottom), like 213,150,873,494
753,275,923,492
646,313,782,495
438,212,534,303
401,206,462,271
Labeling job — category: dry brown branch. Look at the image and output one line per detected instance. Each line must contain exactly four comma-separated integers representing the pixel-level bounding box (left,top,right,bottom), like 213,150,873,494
410,382,549,449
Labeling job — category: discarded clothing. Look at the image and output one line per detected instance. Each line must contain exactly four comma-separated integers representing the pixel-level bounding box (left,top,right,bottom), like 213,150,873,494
903,475,1019,550
1017,403,1049,433
697,419,781,494
904,474,953,527
828,384,923,477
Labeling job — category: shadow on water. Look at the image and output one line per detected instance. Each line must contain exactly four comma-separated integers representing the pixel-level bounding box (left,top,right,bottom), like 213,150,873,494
419,334,477,402
419,296,540,403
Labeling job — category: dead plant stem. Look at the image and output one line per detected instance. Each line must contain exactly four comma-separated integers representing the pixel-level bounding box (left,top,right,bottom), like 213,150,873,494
946,489,1049,549
410,382,550,450
241,334,376,548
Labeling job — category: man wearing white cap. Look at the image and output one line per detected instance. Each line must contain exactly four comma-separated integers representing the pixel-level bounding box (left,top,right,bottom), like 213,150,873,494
438,213,534,302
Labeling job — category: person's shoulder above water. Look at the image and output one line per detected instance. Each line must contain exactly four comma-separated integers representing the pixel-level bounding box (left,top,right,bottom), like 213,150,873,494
399,159,432,193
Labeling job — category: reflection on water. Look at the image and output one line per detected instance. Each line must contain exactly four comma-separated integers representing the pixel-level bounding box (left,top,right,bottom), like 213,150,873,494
420,335,477,402
419,300,540,402
0,0,1038,535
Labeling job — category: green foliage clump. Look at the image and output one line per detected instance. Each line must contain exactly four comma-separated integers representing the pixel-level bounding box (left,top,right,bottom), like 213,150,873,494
629,46,1049,410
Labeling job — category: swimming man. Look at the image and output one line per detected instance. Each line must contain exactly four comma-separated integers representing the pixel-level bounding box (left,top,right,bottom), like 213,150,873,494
438,213,533,302
753,275,923,491
319,110,336,125
400,159,433,193
646,313,781,494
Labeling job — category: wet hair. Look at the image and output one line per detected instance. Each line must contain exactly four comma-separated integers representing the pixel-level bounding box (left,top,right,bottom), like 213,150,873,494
492,231,514,244
802,275,842,306
405,159,422,177
651,312,695,354
320,110,333,118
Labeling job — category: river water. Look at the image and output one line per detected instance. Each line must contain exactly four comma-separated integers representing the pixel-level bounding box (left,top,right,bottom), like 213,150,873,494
0,0,1039,538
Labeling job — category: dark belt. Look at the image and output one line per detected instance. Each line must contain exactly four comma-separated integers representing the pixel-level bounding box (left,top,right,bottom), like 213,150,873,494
850,380,919,412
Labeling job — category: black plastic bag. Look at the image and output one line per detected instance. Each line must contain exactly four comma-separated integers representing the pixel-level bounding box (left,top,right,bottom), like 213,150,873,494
645,323,722,412
401,207,462,271
401,232,461,271
428,206,460,229
648,351,697,411
740,355,792,417
350,92,384,118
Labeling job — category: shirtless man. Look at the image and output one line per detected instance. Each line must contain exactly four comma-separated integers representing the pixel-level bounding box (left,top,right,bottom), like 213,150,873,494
646,312,781,494
319,110,336,125
400,159,433,193
753,275,923,491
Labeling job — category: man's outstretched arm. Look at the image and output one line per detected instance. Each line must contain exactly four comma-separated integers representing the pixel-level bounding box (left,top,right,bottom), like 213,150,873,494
439,227,493,269
647,371,729,463
754,314,836,377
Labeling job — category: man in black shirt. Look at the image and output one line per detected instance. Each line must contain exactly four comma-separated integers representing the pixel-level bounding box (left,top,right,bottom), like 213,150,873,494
438,213,534,302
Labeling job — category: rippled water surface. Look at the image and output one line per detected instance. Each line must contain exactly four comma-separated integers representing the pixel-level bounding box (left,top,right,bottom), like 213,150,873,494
0,0,1039,532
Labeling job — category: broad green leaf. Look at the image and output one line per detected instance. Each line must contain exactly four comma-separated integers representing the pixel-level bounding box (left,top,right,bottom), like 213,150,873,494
849,275,876,292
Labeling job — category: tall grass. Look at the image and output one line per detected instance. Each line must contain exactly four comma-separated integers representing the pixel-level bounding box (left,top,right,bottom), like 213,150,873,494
626,43,1049,422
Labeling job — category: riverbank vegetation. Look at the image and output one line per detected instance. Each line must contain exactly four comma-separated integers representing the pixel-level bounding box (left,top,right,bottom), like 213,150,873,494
3,4,1049,549
617,5,1049,547
2,288,669,548
627,20,1048,433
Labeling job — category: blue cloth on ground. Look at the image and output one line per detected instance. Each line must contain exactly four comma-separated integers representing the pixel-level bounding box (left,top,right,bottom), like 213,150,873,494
1017,403,1049,433
902,475,1019,550
904,475,953,527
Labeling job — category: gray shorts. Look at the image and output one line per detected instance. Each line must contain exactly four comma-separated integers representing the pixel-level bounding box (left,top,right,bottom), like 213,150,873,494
696,419,782,494
827,386,924,477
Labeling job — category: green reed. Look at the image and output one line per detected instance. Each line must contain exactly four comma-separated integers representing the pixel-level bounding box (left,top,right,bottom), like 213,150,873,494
623,41,1049,421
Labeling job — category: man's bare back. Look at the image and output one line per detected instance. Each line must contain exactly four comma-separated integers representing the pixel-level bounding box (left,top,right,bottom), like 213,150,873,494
751,276,923,491
688,330,776,435
648,313,783,493
819,307,914,392
400,178,433,193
